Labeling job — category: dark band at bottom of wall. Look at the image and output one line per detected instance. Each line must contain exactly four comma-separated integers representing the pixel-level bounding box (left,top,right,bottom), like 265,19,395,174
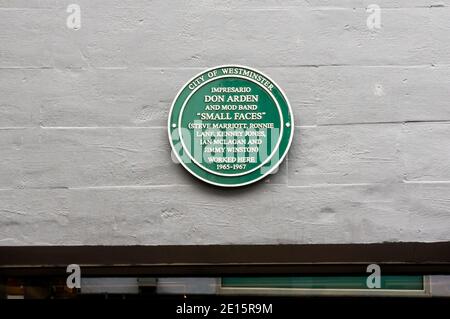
1,242,450,276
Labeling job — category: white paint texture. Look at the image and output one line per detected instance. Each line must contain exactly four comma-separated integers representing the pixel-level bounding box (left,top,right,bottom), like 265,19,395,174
0,0,449,245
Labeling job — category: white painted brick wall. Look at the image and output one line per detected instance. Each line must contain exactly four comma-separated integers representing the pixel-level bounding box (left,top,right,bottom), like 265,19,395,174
0,0,449,245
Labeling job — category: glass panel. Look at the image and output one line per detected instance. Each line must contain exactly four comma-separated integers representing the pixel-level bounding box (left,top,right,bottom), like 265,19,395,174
222,276,424,290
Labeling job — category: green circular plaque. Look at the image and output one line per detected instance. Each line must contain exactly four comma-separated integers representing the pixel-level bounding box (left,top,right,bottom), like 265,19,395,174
168,65,294,187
